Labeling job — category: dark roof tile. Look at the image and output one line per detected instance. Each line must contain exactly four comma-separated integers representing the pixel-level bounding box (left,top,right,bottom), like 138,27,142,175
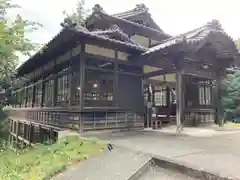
143,19,234,55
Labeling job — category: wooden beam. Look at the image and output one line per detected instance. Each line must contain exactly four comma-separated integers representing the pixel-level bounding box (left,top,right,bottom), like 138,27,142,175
182,67,216,79
144,68,176,78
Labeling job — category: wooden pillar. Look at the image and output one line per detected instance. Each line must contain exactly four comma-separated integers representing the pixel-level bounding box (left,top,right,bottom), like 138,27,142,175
8,120,13,146
28,123,33,146
79,44,85,132
114,51,118,107
15,121,20,148
41,79,45,107
176,71,183,132
24,87,27,107
68,54,73,107
53,59,57,106
215,71,224,126
49,128,54,144
39,125,44,143
32,83,36,108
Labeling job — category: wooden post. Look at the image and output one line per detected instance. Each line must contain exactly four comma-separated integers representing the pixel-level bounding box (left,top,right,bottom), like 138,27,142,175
215,71,224,126
114,51,118,107
8,120,13,146
176,71,183,133
79,43,85,132
28,123,33,146
53,59,57,106
41,79,45,107
68,54,73,107
49,128,54,144
15,121,20,148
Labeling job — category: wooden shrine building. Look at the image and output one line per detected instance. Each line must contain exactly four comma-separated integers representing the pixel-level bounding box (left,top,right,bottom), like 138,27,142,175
9,4,239,146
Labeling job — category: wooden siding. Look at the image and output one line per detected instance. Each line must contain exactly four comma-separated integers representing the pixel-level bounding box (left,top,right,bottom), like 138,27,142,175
117,51,129,61
85,44,115,59
130,34,149,47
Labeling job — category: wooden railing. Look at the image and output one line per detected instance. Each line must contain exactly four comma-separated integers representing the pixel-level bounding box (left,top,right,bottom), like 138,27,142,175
9,108,144,131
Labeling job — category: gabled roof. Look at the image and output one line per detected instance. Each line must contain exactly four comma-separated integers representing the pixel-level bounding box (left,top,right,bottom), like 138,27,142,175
143,20,238,57
112,4,163,32
91,24,137,45
85,4,170,40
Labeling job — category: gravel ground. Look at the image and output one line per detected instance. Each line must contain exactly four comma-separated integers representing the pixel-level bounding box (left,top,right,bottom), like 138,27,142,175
138,165,200,180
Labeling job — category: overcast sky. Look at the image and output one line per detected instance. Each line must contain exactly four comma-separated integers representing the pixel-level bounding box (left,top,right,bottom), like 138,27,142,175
11,0,240,62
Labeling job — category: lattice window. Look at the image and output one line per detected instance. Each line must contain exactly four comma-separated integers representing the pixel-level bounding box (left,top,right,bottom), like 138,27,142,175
44,79,54,106
57,74,69,103
72,71,81,104
26,86,33,107
199,81,212,105
154,87,167,106
34,83,42,107
84,68,114,107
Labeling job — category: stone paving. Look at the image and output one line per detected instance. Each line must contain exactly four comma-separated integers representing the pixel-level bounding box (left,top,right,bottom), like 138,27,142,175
53,146,151,180
82,128,240,179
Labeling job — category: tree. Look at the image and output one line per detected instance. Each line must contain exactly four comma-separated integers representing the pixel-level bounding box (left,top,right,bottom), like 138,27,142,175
60,0,89,28
222,72,240,121
0,0,42,106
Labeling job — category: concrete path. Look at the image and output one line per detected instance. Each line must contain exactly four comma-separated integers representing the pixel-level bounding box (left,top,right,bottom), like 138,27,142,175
53,147,151,180
82,129,240,179
138,165,199,180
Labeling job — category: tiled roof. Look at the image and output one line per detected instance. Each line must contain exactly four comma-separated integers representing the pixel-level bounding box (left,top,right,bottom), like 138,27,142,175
112,4,148,19
17,25,147,75
91,25,133,43
72,26,147,51
143,19,235,55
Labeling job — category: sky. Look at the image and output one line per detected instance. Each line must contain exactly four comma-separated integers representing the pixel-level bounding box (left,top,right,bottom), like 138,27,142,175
10,0,240,62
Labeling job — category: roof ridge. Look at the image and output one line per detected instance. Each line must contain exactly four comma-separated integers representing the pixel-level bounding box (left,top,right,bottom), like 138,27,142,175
99,11,170,37
112,4,148,17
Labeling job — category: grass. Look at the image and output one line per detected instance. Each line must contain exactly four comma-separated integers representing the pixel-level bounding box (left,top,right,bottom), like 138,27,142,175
0,136,106,180
225,122,240,127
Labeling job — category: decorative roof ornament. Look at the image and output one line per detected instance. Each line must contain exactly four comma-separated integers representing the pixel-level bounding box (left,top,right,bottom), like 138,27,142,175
206,19,222,30
135,4,149,12
92,4,104,13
